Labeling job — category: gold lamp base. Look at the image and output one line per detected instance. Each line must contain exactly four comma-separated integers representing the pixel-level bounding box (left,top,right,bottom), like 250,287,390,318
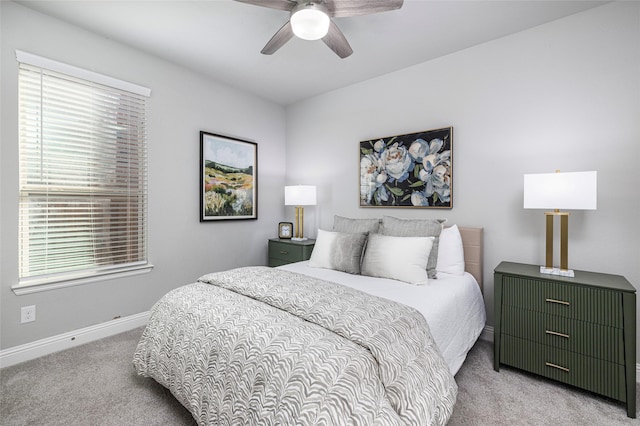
541,211,575,277
291,206,308,241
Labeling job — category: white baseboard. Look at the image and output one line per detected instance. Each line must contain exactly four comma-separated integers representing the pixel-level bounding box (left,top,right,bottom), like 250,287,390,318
3,317,640,384
479,325,640,383
479,325,494,342
0,311,149,369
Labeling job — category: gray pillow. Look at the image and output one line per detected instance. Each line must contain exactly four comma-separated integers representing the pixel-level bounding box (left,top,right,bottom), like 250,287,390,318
333,215,380,234
309,229,368,274
380,216,446,279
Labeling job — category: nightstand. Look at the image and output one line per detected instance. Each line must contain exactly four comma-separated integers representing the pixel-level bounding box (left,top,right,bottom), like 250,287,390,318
268,238,315,267
494,261,636,418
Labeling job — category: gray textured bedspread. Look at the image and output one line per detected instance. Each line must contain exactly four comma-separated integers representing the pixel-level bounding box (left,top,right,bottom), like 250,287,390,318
133,266,457,425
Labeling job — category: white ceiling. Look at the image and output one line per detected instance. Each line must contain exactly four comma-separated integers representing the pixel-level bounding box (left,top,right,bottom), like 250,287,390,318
17,0,607,106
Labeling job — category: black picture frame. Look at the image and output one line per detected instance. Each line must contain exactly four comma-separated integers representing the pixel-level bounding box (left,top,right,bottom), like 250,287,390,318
200,131,258,221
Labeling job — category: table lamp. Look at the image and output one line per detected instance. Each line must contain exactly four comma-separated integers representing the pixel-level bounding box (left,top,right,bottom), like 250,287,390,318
284,185,316,241
523,170,597,277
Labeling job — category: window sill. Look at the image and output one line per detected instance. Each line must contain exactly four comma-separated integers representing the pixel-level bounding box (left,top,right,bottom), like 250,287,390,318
12,263,155,295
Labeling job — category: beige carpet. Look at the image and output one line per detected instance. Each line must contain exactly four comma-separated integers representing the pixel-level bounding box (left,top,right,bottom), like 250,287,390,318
448,340,638,425
1,327,637,425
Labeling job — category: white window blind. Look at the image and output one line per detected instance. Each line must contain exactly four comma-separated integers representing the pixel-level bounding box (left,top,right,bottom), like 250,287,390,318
18,53,150,288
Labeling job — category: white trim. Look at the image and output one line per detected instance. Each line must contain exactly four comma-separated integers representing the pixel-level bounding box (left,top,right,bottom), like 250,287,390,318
15,49,151,97
479,325,494,342
3,319,639,384
0,311,149,369
478,325,640,383
12,264,154,295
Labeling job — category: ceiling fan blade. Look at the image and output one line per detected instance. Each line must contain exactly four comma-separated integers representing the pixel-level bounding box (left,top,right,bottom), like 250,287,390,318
261,21,295,55
322,20,353,59
234,0,296,13
327,0,404,18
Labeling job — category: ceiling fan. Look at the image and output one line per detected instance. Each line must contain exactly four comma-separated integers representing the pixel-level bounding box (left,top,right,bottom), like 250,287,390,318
234,0,404,59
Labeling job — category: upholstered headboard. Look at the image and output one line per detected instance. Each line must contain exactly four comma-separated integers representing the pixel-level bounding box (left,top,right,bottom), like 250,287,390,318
457,227,484,292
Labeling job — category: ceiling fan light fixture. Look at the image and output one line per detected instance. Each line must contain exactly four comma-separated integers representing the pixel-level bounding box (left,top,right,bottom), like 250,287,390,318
290,3,330,41
240,0,402,58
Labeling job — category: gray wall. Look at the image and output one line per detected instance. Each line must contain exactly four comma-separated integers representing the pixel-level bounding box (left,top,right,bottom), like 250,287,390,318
0,2,287,349
285,2,640,352
2,1,639,357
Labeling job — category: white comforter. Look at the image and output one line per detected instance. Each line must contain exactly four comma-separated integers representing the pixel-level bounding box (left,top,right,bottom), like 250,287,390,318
279,261,486,375
134,266,458,425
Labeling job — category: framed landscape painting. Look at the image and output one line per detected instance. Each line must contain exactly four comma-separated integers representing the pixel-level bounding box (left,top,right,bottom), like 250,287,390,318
360,127,452,208
200,131,258,221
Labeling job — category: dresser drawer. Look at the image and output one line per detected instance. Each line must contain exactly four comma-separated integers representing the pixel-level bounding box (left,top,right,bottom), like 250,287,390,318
268,239,315,267
269,241,305,262
502,276,623,327
268,257,294,267
500,335,626,401
501,306,624,364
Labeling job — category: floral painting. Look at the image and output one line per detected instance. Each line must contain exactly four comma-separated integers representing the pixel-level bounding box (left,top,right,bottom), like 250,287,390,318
360,127,452,208
200,131,257,221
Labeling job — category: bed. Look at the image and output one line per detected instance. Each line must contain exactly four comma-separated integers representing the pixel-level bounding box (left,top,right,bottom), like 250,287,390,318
133,217,486,425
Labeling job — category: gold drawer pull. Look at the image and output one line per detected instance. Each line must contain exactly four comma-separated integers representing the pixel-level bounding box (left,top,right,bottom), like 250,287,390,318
545,362,569,373
545,298,570,306
546,330,570,339
279,250,289,255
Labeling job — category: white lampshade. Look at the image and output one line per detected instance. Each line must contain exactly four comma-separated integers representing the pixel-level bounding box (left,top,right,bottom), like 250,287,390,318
524,171,597,210
290,8,330,40
285,185,317,206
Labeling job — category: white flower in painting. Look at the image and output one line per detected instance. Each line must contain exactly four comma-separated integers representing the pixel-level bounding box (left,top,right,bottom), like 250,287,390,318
411,191,430,206
408,138,429,161
422,154,438,172
382,142,412,182
373,139,385,153
374,184,389,203
205,191,225,215
360,153,383,204
426,165,451,201
417,138,451,203
428,138,444,155
232,190,247,213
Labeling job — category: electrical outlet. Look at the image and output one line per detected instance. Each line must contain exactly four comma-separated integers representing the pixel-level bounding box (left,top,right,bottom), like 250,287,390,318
21,305,36,323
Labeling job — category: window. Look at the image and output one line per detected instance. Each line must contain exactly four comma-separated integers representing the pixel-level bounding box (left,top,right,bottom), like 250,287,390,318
16,51,152,292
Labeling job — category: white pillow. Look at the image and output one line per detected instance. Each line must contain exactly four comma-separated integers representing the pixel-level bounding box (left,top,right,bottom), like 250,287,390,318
361,233,434,285
380,216,445,279
308,229,368,274
436,224,465,276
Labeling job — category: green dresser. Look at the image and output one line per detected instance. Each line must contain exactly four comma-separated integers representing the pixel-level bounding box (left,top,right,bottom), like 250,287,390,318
494,261,636,418
268,238,315,267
